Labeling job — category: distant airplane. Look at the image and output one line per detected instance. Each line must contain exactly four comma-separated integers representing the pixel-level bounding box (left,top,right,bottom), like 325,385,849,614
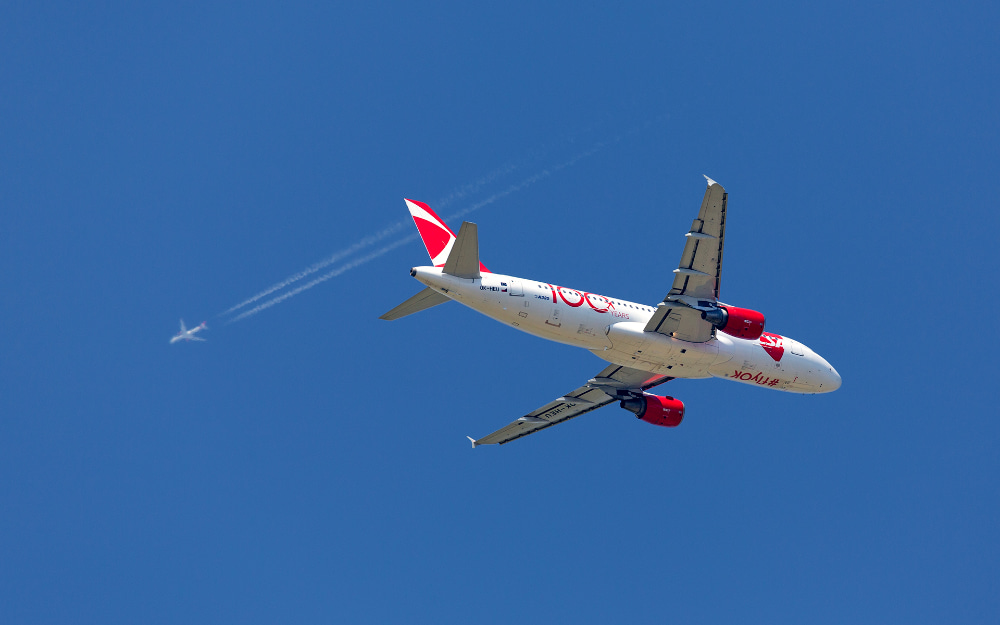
381,176,841,447
170,319,207,344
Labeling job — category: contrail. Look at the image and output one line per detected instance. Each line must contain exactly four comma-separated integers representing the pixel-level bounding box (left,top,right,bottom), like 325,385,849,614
431,160,522,210
217,220,408,317
226,233,420,323
224,145,608,323
443,142,606,222
217,159,530,318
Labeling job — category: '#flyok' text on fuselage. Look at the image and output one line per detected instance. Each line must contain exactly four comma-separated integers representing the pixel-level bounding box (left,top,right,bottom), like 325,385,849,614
380,176,840,446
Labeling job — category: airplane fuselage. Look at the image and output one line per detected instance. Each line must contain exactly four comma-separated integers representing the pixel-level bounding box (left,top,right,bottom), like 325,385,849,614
170,321,207,344
412,266,840,394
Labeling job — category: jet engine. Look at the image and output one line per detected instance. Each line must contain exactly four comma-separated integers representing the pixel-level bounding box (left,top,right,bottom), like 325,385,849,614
701,304,765,340
620,393,685,427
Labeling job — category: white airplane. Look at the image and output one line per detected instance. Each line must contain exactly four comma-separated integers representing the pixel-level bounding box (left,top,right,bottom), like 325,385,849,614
170,319,207,344
381,177,841,447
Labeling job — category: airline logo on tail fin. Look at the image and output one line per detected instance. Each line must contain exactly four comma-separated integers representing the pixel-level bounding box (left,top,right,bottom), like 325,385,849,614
404,199,489,272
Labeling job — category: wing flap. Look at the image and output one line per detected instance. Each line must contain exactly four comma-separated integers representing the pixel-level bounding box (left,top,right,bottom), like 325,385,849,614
667,177,727,301
646,177,727,343
643,304,714,342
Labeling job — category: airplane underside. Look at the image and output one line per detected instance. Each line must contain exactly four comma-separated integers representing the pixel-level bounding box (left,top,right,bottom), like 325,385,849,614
381,178,840,446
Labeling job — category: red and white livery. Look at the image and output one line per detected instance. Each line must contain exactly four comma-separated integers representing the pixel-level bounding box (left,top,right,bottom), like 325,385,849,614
382,177,840,446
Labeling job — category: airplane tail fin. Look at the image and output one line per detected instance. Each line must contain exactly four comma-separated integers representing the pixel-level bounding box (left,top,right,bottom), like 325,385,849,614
442,221,482,279
404,199,489,273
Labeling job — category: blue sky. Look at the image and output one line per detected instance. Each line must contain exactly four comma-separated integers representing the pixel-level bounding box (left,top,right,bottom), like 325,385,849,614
2,2,998,623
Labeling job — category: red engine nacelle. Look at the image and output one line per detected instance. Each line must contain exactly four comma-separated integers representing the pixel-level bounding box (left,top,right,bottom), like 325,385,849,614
620,393,685,427
703,304,766,340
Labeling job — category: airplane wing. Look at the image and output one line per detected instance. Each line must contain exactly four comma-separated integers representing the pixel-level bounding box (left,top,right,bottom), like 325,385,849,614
179,319,188,333
470,364,674,446
644,176,727,343
188,336,206,342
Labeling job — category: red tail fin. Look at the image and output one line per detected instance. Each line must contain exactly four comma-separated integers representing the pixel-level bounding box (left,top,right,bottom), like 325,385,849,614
404,199,489,272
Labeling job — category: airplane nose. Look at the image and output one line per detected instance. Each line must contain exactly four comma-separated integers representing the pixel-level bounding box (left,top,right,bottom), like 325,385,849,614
826,366,842,392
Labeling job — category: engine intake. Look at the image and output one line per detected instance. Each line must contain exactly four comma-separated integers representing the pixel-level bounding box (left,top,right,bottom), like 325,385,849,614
620,393,685,427
701,304,765,340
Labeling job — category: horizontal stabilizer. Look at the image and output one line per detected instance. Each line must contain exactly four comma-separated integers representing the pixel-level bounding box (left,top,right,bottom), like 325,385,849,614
379,287,451,321
442,221,481,279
